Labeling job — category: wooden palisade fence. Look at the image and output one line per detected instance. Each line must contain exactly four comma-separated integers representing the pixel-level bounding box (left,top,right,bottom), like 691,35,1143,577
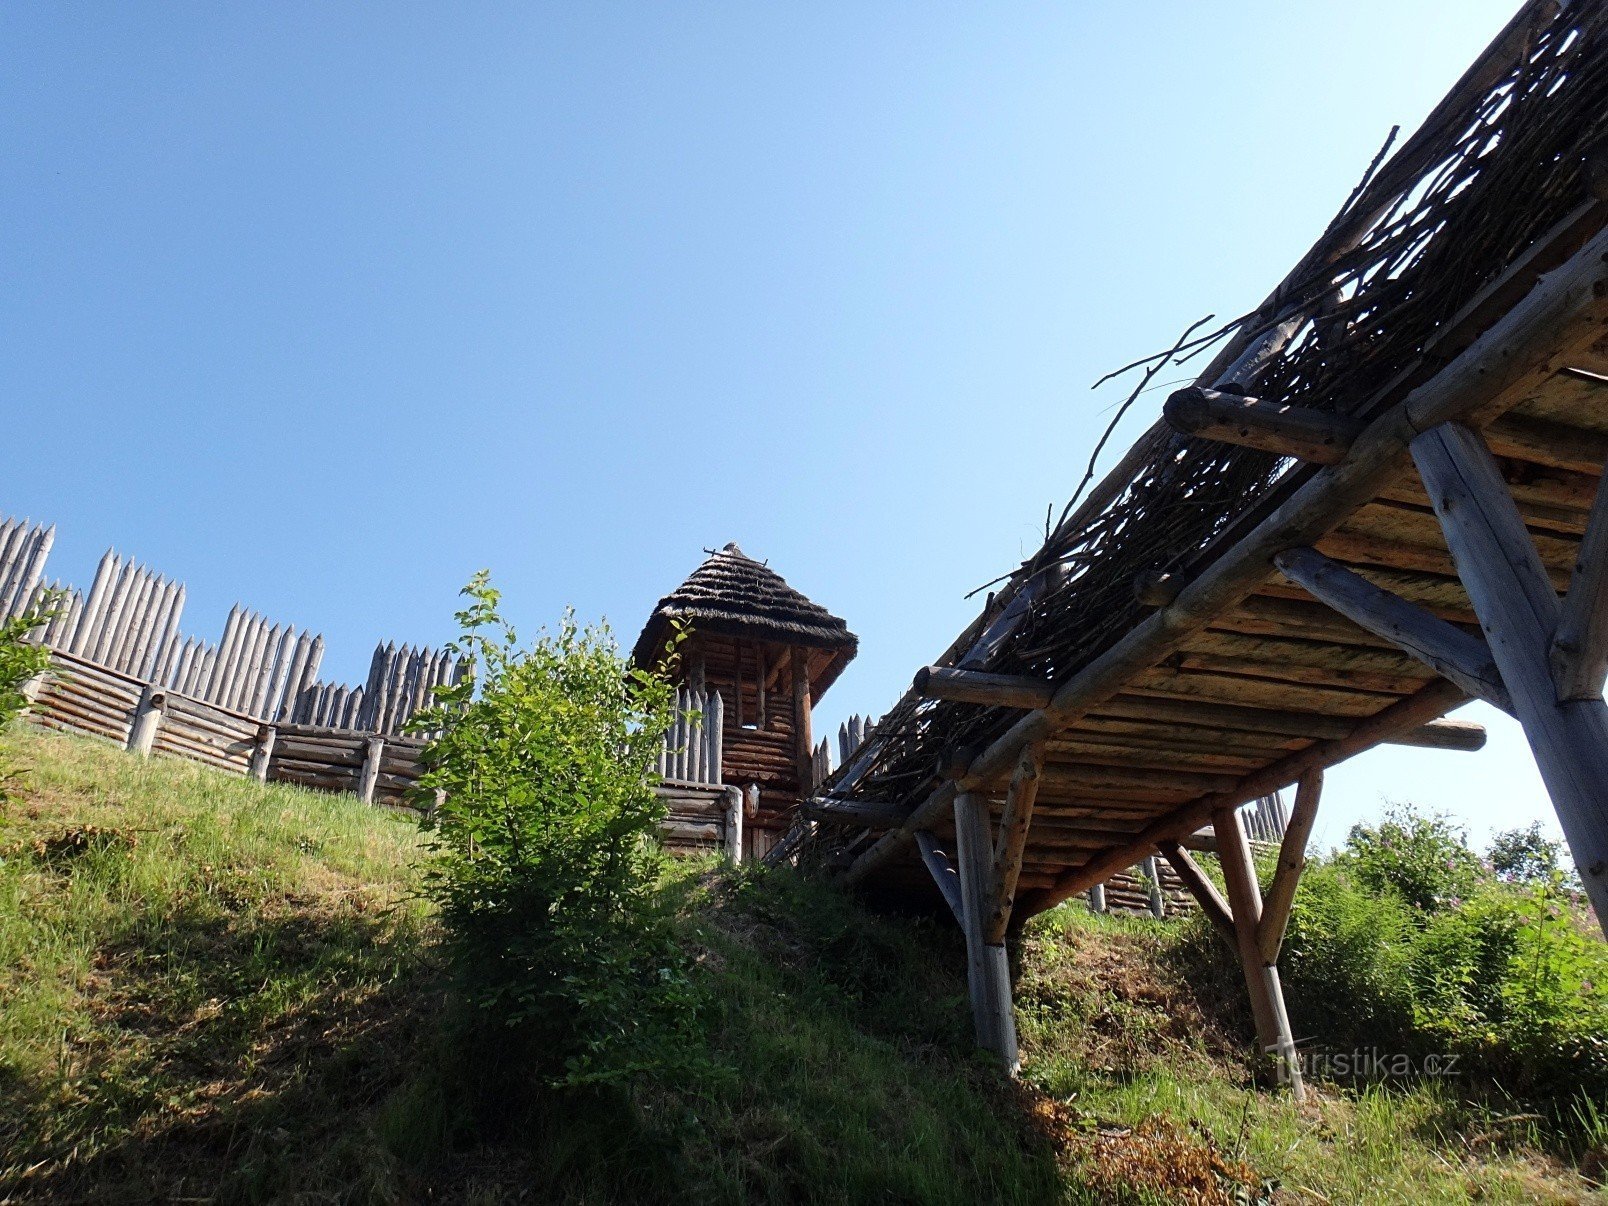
3,511,753,855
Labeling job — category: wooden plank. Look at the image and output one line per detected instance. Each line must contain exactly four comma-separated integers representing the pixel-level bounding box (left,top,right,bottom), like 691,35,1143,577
1043,737,1266,775
1127,668,1398,716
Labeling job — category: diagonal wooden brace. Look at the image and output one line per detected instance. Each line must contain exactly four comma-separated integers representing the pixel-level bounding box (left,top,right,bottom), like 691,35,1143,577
1273,546,1512,713
985,744,1044,944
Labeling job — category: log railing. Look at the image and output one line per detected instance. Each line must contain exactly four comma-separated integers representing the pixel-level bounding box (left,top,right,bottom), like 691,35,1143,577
655,686,725,786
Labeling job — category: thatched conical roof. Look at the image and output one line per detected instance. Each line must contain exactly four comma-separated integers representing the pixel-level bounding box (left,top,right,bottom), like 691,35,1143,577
633,543,857,696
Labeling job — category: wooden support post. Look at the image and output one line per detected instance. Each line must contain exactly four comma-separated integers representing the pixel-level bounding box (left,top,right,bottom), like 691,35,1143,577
127,687,165,757
1274,547,1512,713
915,830,965,926
359,736,385,805
249,724,277,783
953,791,1019,1071
1551,455,1608,700
1157,840,1234,942
1257,770,1322,964
1141,854,1165,919
755,644,767,728
1213,804,1286,1065
791,647,813,789
985,745,1043,943
1087,882,1106,913
1262,964,1305,1101
723,786,744,864
1413,422,1608,933
1165,386,1364,464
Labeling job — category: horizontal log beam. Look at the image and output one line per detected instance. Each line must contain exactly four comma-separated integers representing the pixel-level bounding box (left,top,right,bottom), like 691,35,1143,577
914,666,1054,710
1165,386,1363,464
1389,717,1486,752
1273,546,1513,713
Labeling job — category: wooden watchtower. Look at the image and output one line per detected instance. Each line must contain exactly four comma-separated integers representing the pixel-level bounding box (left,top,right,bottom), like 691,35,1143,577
633,543,857,860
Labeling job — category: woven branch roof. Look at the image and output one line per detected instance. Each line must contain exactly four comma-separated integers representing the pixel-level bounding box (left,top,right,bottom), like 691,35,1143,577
806,0,1608,820
633,543,858,694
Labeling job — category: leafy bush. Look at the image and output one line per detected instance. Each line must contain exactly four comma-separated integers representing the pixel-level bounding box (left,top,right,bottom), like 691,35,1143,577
1488,821,1569,886
409,573,699,1094
1337,804,1482,911
1270,805,1608,1140
0,604,56,801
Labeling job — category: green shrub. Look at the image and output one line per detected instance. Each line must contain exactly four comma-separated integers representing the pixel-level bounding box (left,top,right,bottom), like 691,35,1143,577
1338,804,1483,911
1267,806,1608,1142
0,603,56,801
409,573,699,1094
1488,821,1571,886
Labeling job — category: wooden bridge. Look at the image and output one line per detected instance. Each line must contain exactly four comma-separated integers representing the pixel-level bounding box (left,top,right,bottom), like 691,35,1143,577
785,0,1608,1091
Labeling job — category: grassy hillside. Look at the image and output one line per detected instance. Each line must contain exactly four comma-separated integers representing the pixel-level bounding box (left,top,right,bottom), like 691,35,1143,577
0,726,1601,1203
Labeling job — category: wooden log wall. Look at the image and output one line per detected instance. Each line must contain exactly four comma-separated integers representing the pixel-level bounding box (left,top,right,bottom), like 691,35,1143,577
28,650,143,746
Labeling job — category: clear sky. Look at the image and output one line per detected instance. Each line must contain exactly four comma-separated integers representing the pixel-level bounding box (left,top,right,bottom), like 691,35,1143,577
2,2,1555,855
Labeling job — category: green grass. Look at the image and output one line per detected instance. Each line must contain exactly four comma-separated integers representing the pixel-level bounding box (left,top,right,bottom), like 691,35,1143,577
0,726,1601,1203
0,726,431,1200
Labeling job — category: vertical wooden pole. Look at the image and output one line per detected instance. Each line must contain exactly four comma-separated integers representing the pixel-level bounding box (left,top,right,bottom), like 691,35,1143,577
756,644,767,728
954,790,1019,1071
359,736,385,804
723,786,744,864
791,647,813,790
1142,854,1166,918
707,688,724,785
1087,882,1106,913
250,724,276,782
1413,422,1608,932
127,687,166,757
1215,804,1302,1097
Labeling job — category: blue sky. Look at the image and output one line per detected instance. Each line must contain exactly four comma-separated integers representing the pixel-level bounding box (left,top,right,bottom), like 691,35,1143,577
2,2,1552,854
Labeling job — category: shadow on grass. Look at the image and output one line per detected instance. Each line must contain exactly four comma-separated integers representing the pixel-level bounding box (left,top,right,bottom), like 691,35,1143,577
0,899,436,1202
